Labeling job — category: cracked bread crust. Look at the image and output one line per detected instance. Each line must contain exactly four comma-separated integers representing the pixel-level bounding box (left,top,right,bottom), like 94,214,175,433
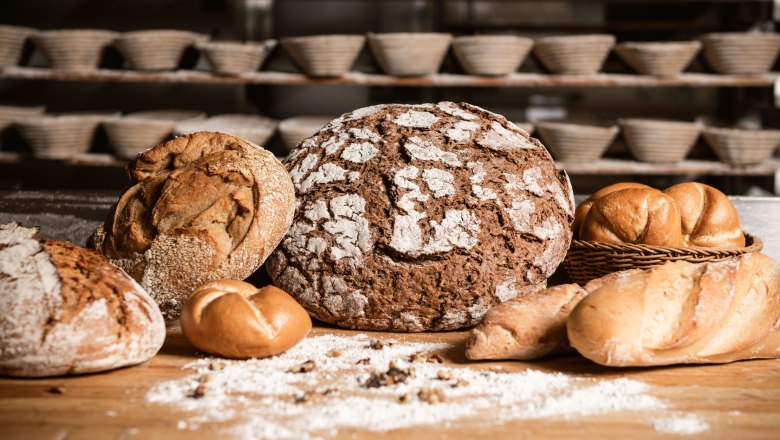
92,132,296,321
266,102,574,331
0,223,165,377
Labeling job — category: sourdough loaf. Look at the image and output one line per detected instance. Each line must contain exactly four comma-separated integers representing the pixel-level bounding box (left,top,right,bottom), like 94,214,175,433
0,223,165,377
267,102,575,331
568,253,780,366
663,182,744,248
92,132,295,321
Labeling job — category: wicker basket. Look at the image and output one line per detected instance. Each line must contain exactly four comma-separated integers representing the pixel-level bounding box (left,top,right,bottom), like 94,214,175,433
536,121,618,162
0,24,35,69
452,35,533,76
0,104,45,132
32,29,118,70
15,113,116,160
198,40,275,76
174,114,278,147
614,41,701,77
702,127,780,166
512,121,535,134
281,34,364,77
533,34,615,75
368,32,452,76
700,32,780,74
619,118,700,163
114,30,208,70
564,234,763,285
104,110,205,160
279,116,333,151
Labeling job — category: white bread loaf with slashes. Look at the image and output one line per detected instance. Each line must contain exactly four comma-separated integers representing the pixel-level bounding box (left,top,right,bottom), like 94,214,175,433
567,253,780,367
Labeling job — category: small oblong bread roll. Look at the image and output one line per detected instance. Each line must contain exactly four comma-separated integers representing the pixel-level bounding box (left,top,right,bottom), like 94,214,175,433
465,269,641,361
568,253,780,367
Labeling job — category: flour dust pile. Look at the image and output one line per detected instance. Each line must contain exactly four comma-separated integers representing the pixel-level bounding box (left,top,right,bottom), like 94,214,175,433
145,334,703,439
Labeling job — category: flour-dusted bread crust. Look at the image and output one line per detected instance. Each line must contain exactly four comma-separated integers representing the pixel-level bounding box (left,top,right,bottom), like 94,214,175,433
0,223,165,377
92,132,296,321
267,102,575,331
568,253,780,367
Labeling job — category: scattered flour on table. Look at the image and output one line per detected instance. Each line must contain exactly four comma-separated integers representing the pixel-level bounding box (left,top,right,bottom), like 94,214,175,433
146,334,673,440
653,414,711,435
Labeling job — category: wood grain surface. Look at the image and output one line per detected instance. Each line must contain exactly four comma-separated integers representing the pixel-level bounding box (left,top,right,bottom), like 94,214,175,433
1,325,780,440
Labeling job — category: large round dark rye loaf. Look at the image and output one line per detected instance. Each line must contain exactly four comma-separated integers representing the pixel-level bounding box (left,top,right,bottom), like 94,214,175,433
267,102,574,331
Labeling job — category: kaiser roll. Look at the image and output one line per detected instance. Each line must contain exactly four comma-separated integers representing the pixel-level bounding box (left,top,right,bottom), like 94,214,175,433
663,182,744,248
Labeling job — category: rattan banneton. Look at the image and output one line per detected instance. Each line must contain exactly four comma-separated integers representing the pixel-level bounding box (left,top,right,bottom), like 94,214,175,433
563,233,762,285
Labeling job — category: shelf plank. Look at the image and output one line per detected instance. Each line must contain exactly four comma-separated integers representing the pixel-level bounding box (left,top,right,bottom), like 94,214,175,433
1,152,777,176
559,158,780,176
1,67,777,88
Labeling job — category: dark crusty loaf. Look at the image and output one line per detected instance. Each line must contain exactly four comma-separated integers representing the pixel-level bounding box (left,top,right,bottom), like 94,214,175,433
92,132,295,321
267,102,575,331
0,223,165,377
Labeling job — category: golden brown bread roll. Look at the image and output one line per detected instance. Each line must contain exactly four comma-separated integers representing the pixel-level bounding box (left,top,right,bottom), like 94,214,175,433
663,182,744,248
91,132,295,322
579,188,684,246
180,280,312,359
465,270,642,361
572,182,650,238
567,253,780,367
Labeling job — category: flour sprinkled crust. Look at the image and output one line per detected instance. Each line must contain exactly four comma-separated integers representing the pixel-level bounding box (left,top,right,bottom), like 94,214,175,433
268,102,574,331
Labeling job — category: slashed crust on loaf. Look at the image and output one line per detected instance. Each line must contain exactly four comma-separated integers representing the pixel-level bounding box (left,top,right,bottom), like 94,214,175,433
268,102,575,331
92,132,295,321
568,253,780,367
0,223,165,377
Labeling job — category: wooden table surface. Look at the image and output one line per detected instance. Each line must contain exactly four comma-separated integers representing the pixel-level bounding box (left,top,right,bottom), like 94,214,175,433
2,325,780,440
2,191,780,439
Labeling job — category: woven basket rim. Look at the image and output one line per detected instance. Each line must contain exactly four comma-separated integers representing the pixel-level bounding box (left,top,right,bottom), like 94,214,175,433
570,233,762,256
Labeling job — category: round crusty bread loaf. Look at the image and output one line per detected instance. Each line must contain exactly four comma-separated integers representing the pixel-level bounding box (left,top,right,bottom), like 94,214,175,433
580,187,684,246
663,182,744,248
266,101,575,331
0,223,165,377
572,182,650,238
91,131,295,322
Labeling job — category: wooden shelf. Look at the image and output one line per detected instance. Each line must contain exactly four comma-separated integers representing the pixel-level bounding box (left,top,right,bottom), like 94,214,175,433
559,158,780,176
1,152,776,177
1,67,777,88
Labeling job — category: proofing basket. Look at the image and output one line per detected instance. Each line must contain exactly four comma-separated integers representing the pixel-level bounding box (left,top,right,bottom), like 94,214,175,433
702,127,780,166
279,116,333,151
104,110,205,159
0,24,35,69
0,104,45,132
281,34,364,77
32,29,118,70
700,32,780,74
198,40,275,76
114,30,208,70
536,121,618,162
619,118,700,163
174,114,278,147
564,233,763,285
15,113,116,160
452,35,533,76
614,41,701,76
533,34,615,75
368,32,452,76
